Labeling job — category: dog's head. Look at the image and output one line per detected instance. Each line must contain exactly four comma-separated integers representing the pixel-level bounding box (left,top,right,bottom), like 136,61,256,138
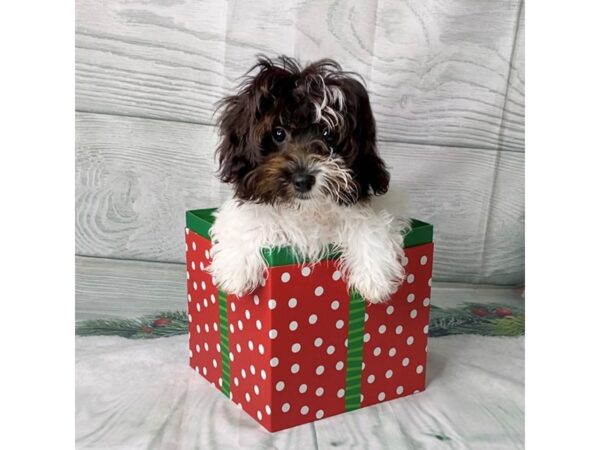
215,55,389,206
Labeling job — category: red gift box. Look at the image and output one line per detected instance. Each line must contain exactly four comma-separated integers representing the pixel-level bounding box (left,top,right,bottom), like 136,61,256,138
185,208,434,432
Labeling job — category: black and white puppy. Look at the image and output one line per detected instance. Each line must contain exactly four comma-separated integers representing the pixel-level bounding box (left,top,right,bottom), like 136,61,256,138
208,56,408,303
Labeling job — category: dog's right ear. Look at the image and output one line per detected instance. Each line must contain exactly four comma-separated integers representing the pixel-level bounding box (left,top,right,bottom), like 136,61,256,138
216,56,295,185
215,91,261,185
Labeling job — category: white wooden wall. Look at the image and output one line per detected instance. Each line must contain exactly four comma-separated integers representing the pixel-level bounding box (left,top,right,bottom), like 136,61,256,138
75,0,524,288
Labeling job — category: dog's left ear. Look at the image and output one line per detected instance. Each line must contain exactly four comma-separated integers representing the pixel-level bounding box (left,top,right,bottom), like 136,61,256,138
341,78,390,197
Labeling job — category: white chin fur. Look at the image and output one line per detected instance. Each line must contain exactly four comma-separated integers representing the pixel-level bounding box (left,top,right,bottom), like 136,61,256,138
207,197,409,303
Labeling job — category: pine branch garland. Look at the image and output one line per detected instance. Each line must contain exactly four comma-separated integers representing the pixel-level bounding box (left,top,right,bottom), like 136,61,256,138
75,303,524,339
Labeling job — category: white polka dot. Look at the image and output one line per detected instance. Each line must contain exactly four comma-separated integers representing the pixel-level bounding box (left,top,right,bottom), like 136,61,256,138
235,343,241,353
336,320,344,329
270,357,279,367
428,278,432,287
331,300,340,310
360,394,364,402
201,281,206,290
191,241,196,250
344,339,348,347
193,281,198,291
188,294,192,303
245,392,251,402
254,385,260,395
281,272,291,283
216,343,221,352
196,324,201,333
210,294,216,304
213,322,218,332
423,297,430,307
301,267,311,277
363,333,371,342
326,345,335,355
196,303,201,312
233,376,239,386
244,309,251,320
336,361,344,370
229,324,235,333
269,329,278,339
316,365,325,375
230,299,236,311
292,343,302,353
308,314,318,324
395,325,403,335
385,369,393,379
186,271,190,280
407,274,415,284
202,367,207,376
265,405,272,415
200,262,205,271
204,342,209,352
204,324,209,333
373,347,381,356
301,405,309,415
378,392,386,401
256,319,262,330
316,409,325,419
420,255,428,265
282,403,290,413
402,357,410,367
257,410,263,421
250,365,256,376
416,365,424,374
332,270,342,281
367,374,375,384
237,320,244,330
258,344,265,355
423,325,429,334
229,352,234,361
315,387,324,397
191,261,196,270
288,298,298,308
289,321,298,331
314,337,323,347
410,309,418,319
188,314,193,323
401,255,408,266
337,388,345,398
259,278,266,287
204,249,210,259
185,228,190,235
276,381,285,391
212,359,217,368
299,384,307,393
407,336,414,345
203,298,208,308
268,299,277,310
378,324,387,334
386,305,394,315
365,313,369,322
291,363,300,373
314,286,324,296
407,293,415,303
253,295,260,305
189,348,193,358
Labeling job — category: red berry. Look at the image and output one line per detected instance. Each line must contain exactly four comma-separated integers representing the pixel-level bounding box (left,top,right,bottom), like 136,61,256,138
142,326,153,334
495,307,513,317
472,307,490,317
153,318,171,327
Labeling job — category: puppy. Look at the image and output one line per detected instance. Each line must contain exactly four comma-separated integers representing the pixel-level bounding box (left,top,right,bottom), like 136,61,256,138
208,56,409,303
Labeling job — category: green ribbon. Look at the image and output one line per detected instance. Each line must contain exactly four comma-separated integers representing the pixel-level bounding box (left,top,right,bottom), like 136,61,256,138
218,291,231,398
216,290,366,408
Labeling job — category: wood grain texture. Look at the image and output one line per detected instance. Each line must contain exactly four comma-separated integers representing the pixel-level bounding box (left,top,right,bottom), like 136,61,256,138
76,112,523,283
76,0,522,151
75,256,524,322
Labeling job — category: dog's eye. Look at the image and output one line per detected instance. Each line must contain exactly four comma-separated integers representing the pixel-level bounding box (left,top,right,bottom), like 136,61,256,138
322,128,335,143
272,127,287,143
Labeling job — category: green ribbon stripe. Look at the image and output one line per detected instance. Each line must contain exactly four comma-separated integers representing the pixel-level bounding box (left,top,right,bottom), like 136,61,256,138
217,289,367,409
218,291,231,398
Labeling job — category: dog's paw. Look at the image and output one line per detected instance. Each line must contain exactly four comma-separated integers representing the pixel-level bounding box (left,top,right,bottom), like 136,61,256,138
347,260,405,304
207,245,265,297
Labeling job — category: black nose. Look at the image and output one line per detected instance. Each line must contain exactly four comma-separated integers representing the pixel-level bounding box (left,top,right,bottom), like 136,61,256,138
291,172,316,193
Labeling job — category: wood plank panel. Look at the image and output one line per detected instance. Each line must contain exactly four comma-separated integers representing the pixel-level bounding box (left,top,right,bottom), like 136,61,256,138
76,256,524,321
76,0,522,151
76,112,523,283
